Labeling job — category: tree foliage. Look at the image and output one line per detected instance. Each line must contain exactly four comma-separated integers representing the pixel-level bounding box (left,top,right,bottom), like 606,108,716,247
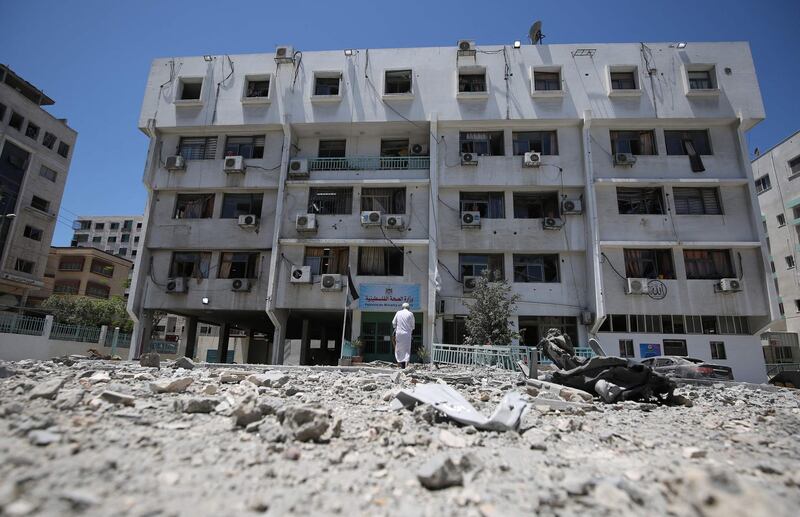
463,271,520,346
40,295,134,332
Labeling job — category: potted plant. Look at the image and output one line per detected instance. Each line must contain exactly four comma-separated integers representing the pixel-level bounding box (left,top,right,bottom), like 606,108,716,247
351,337,364,364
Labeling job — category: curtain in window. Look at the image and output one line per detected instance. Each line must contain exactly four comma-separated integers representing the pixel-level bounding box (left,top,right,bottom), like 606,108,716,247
711,251,732,277
359,248,385,275
639,131,654,154
624,249,644,277
219,254,233,279
489,194,505,218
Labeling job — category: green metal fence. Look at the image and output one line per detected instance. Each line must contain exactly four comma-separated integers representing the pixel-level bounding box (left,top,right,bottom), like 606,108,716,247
103,330,132,349
308,156,430,171
50,322,102,343
431,343,596,370
149,340,178,354
0,312,46,336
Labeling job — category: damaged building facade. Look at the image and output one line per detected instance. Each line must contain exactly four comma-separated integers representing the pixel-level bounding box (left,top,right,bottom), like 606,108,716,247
128,41,776,382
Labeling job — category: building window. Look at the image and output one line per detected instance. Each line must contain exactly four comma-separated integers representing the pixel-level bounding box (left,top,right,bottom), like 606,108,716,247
244,76,270,98
709,341,727,360
458,69,487,93
318,139,346,158
688,69,714,90
174,193,215,219
75,220,92,230
57,142,70,158
361,188,405,214
664,130,712,155
110,222,119,230
221,193,263,218
460,131,504,156
755,175,771,194
121,234,130,243
380,138,410,157
777,214,787,226
72,233,89,243
219,252,259,279
513,254,559,282
122,220,133,231
95,222,105,230
58,256,85,271
304,247,349,276
773,345,793,363
617,187,665,214
459,254,504,281
0,102,5,121
85,282,110,299
460,192,505,219
357,247,404,276
131,250,137,257
14,258,35,274
134,236,139,244
3,141,30,171
672,187,722,215
224,135,264,159
610,70,637,90
610,130,657,155
512,131,558,155
786,255,796,269
23,226,43,241
136,222,142,230
384,70,412,94
313,74,341,96
92,236,102,243
178,136,217,160
663,339,688,356
39,165,57,182
53,280,80,295
789,156,800,176
9,112,24,131
533,70,561,91
42,132,56,149
170,252,211,278
684,249,735,279
308,187,352,215
30,196,50,212
624,249,675,279
25,122,40,141
90,259,115,277
107,236,117,243
512,192,559,219
178,78,203,100
619,339,635,358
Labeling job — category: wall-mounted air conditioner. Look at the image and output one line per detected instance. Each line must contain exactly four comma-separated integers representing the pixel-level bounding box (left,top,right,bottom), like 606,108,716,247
238,214,258,228
383,215,405,230
460,152,478,166
718,278,742,292
461,211,481,228
457,40,476,55
296,213,317,232
462,276,479,293
561,199,583,215
231,279,251,292
625,278,649,295
613,153,637,167
275,46,295,64
320,273,343,292
361,211,382,227
290,265,312,284
165,155,185,171
288,159,309,178
166,278,187,294
410,144,427,156
542,217,563,230
223,155,245,173
523,152,541,168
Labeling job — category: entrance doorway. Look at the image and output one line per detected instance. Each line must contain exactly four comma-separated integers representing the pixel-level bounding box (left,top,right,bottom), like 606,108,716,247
360,312,422,362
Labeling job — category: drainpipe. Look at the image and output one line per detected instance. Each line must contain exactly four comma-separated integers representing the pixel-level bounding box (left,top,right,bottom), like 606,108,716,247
426,113,439,356
581,110,606,336
265,115,292,363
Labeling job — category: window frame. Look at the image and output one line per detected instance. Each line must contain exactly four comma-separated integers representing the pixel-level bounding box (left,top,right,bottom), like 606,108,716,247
607,66,640,95
663,339,688,356
42,132,56,150
308,187,353,215
664,130,713,156
755,174,771,194
30,195,51,213
23,225,43,241
169,251,212,279
383,69,413,97
220,193,263,219
8,111,24,131
788,155,800,176
218,252,260,279
311,71,343,101
361,187,406,214
618,339,635,358
512,254,560,283
683,249,736,279
224,135,265,159
357,247,405,276
684,65,719,96
710,341,727,360
458,253,505,281
318,139,347,158
616,187,665,215
25,121,40,141
531,67,563,96
623,248,676,279
457,66,488,97
14,258,35,275
459,131,504,156
90,259,115,277
57,141,70,159
460,192,505,219
672,187,723,215
85,281,111,299
512,131,558,156
609,130,657,155
177,136,218,161
303,247,349,276
175,77,204,105
512,192,560,219
241,74,272,103
39,165,57,182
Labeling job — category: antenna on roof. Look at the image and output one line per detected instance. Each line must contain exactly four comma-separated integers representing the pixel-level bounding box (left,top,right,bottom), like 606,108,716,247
529,21,544,45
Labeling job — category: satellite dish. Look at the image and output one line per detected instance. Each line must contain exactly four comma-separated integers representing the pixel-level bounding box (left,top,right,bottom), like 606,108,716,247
529,21,544,45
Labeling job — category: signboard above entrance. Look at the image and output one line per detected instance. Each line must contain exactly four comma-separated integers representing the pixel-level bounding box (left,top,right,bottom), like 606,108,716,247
358,284,421,311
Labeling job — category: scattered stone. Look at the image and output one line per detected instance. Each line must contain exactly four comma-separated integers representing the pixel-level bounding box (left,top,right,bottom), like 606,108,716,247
281,406,330,442
231,394,263,427
417,455,463,490
173,357,195,370
100,390,135,406
220,371,250,383
523,429,550,451
177,397,218,414
55,390,85,410
439,429,467,448
149,377,193,394
139,352,161,368
246,371,289,388
88,371,111,383
60,489,99,510
29,377,66,400
0,365,16,378
283,447,301,461
4,499,36,516
257,419,288,443
28,430,61,446
202,384,218,395
683,447,707,459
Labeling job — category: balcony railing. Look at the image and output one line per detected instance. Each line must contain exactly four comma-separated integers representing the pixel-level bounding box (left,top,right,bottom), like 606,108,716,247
308,156,430,172
766,362,800,377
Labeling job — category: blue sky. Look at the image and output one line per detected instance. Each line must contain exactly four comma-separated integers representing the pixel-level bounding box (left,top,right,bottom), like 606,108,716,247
1,0,797,246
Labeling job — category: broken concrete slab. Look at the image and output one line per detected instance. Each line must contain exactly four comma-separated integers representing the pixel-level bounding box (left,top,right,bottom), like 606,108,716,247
29,378,66,400
417,455,464,490
139,353,160,369
149,377,193,394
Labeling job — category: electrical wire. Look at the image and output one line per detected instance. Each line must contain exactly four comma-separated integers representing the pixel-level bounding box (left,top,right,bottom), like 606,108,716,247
600,251,627,280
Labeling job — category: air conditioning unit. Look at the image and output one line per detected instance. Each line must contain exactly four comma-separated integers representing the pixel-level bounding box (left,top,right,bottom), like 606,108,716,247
460,152,478,166
288,159,309,178
275,46,295,64
718,278,742,292
165,278,187,294
238,214,258,228
223,155,245,173
165,155,185,171
462,276,479,293
613,153,637,167
461,211,481,228
231,279,251,292
410,144,427,156
296,213,317,232
290,265,312,284
523,152,542,168
625,278,650,295
320,273,343,292
561,199,583,215
457,40,476,54
383,215,405,230
542,217,563,230
361,211,382,227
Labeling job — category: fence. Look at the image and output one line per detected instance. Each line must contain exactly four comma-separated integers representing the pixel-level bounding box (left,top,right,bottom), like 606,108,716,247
308,156,430,171
765,363,800,377
50,322,102,343
0,312,46,336
149,340,178,354
431,343,597,371
103,330,132,349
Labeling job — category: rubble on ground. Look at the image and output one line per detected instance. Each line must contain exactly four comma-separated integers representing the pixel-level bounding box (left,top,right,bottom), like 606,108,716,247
0,357,798,516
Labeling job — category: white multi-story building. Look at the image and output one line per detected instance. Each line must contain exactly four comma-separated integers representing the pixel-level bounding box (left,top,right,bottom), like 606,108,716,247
752,130,800,368
0,64,77,307
128,41,775,382
71,215,143,259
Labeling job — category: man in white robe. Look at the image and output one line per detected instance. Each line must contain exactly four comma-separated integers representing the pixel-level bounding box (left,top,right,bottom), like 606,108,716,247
392,302,415,369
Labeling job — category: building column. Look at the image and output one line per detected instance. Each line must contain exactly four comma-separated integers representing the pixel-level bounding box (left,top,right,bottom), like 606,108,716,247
132,309,154,358
180,316,198,359
270,309,288,364
299,318,309,365
217,322,230,363
426,113,440,358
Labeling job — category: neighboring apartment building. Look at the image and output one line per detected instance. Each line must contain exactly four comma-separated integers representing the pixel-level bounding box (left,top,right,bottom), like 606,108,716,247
71,215,143,259
0,64,77,307
27,246,132,304
752,130,800,367
128,41,776,382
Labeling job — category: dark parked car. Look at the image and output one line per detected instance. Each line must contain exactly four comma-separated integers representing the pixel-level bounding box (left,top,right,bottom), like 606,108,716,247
640,356,734,381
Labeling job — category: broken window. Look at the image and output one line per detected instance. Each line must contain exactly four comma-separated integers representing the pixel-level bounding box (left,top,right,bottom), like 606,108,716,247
120,234,130,243
380,139,409,156
174,193,215,219
663,339,687,356
72,233,88,243
777,214,786,227
25,122,39,141
672,187,722,215
684,249,735,279
14,258,34,275
57,142,70,158
361,188,405,214
755,174,771,194
385,70,412,94
178,136,217,160
460,192,505,219
513,254,559,283
30,195,50,212
460,131,504,156
688,70,714,90
23,225,43,241
619,339,635,358
664,130,712,155
512,192,559,218
75,220,92,230
9,111,23,131
459,254,504,281
357,247,404,276
789,156,800,175
304,247,349,276
533,70,561,91
42,132,56,150
624,249,675,279
610,130,656,155
179,79,202,100
610,71,636,90
219,252,259,279
318,139,346,158
308,187,352,215
245,77,270,98
221,193,263,218
314,75,340,96
224,136,265,159
169,252,211,278
512,131,558,155
616,187,664,214
458,70,486,93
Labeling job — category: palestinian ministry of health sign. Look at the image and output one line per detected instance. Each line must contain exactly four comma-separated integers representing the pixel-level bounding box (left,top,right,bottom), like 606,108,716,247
358,284,421,311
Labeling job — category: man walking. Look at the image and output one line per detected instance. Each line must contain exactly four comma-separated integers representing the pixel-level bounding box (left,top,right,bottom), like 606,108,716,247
392,302,415,369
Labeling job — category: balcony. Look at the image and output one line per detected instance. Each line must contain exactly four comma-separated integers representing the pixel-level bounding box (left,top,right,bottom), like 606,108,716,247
309,156,429,171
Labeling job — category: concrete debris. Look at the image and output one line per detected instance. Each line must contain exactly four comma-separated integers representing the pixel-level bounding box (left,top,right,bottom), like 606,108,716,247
99,390,135,406
246,371,289,388
27,430,61,446
417,455,464,490
172,356,195,370
280,406,330,442
138,352,160,369
0,365,16,378
28,377,66,400
176,397,218,414
149,377,193,394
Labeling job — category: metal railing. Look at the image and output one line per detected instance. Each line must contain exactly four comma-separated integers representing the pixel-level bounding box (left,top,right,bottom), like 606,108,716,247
103,330,132,349
50,322,102,343
765,363,800,377
149,340,178,354
0,312,46,336
431,343,596,371
308,156,430,171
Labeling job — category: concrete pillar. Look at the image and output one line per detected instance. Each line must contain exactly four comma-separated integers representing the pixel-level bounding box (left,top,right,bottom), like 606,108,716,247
99,326,109,347
133,310,154,358
217,322,230,363
43,315,54,338
299,319,309,365
179,316,198,359
270,309,288,364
